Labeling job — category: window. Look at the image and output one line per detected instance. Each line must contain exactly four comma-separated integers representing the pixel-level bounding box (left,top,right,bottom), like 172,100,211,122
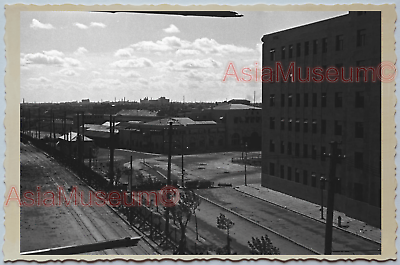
321,120,326,134
288,119,292,131
281,94,285,107
355,152,363,169
269,117,276,130
335,120,342,135
321,93,327,107
304,93,309,107
296,93,300,107
288,94,293,107
300,146,307,160
295,143,300,156
281,46,286,59
295,119,300,132
335,92,343,107
311,173,316,187
312,145,317,160
355,122,364,138
270,48,276,60
312,119,317,134
303,170,308,185
270,94,275,106
280,165,284,178
312,93,317,107
355,91,364,108
296,43,301,57
313,40,318,54
269,162,275,176
336,35,344,51
303,119,308,133
289,45,293,58
357,29,366,47
321,146,326,161
354,183,363,201
304,41,309,56
287,167,292,180
269,140,275,152
295,169,300,182
280,118,285,130
322,38,328,53
280,141,285,154
287,142,292,155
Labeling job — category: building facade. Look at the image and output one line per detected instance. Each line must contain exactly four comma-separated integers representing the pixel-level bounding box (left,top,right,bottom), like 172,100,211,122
261,12,381,226
188,103,262,150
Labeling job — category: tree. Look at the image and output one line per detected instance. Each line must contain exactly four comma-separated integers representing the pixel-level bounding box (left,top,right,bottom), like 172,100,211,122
170,190,201,254
216,213,235,254
248,234,280,255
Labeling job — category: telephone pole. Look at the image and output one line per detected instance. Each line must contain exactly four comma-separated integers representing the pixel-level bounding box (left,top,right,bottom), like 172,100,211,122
165,120,173,239
324,141,339,255
109,114,115,185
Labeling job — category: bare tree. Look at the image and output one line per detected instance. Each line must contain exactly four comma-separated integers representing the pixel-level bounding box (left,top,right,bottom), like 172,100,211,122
170,190,201,254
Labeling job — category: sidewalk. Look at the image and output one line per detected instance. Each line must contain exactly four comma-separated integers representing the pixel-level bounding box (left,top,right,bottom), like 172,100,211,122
235,184,381,243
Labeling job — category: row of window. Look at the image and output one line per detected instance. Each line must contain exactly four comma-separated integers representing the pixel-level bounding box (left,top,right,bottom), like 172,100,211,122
268,118,364,138
269,91,364,108
269,30,366,61
267,147,363,168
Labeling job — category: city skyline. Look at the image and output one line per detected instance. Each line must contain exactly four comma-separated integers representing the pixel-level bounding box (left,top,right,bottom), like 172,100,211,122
21,11,346,103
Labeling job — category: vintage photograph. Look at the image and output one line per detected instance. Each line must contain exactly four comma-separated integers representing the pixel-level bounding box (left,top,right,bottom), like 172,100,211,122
7,5,395,260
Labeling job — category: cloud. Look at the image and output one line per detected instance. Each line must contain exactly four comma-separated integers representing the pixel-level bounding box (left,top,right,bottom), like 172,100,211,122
74,23,88,29
30,19,55,29
163,24,180,33
120,36,255,56
88,78,123,90
57,68,79,76
74,47,88,56
91,71,101,77
110,58,154,68
114,48,133,58
90,22,106,28
43,50,64,57
138,78,149,85
22,51,81,67
119,70,141,78
74,22,106,29
156,58,222,72
28,76,52,82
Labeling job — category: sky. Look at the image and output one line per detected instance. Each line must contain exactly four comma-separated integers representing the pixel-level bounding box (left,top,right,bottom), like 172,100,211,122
20,11,347,103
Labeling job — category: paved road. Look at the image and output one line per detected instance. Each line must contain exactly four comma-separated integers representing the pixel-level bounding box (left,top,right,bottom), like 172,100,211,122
197,188,381,255
20,142,160,255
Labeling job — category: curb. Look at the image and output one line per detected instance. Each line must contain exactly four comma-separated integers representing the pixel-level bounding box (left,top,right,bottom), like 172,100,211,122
233,186,381,246
197,194,321,255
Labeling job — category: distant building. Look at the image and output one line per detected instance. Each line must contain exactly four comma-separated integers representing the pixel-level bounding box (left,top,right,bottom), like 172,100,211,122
188,103,262,150
115,109,159,122
57,132,97,158
81,99,90,103
118,117,225,154
261,12,381,226
140,97,170,105
228,99,251,105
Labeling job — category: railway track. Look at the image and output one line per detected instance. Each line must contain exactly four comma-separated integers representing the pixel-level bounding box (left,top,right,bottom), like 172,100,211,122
20,142,160,255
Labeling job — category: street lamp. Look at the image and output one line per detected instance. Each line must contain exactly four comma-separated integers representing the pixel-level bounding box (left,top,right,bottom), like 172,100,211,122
244,142,248,186
320,176,326,219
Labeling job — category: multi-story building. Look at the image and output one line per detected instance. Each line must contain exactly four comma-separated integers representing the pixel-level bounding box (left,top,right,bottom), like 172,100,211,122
188,103,262,150
261,11,381,226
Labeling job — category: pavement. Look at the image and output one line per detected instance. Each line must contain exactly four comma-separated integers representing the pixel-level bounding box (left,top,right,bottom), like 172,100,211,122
235,184,381,244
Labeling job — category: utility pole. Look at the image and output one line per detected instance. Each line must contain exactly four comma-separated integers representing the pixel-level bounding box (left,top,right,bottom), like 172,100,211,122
52,111,56,141
109,114,115,185
81,112,85,165
181,130,184,188
324,141,338,255
245,142,248,186
38,108,41,140
165,120,173,240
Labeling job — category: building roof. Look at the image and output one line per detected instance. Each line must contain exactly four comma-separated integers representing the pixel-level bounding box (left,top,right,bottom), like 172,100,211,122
145,117,197,126
58,132,93,142
116,109,158,117
213,103,261,110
